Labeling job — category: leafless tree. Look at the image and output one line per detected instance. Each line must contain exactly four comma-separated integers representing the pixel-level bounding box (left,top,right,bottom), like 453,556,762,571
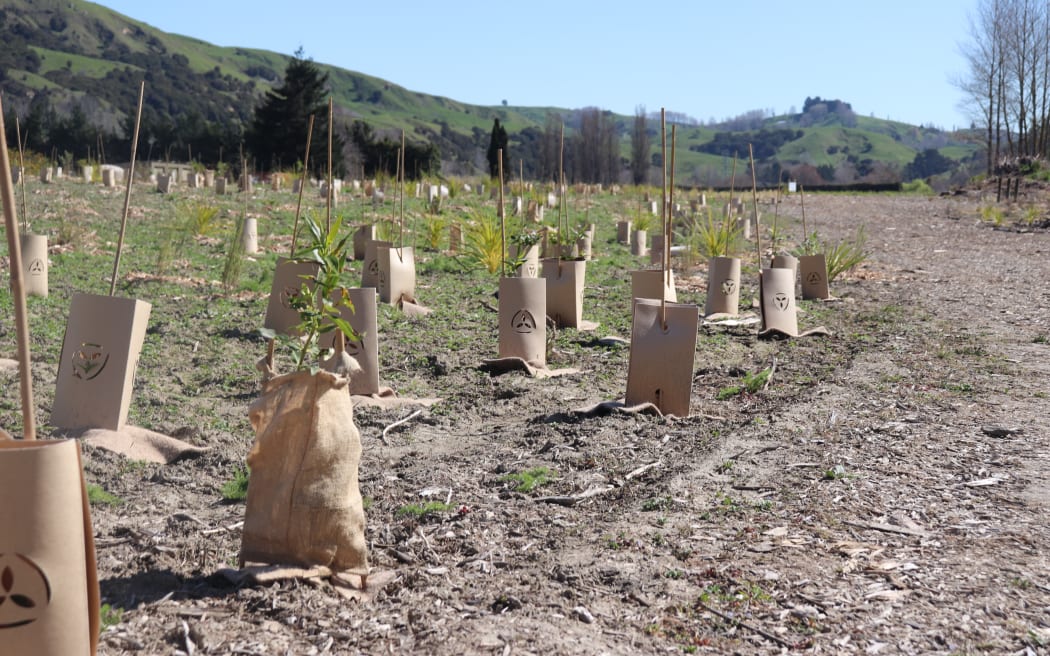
630,105,651,185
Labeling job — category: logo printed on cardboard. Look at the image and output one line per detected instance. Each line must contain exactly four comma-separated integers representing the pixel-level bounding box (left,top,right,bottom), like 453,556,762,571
721,279,737,295
773,292,791,311
511,309,537,333
807,271,822,284
279,286,300,310
27,259,44,276
71,342,109,380
0,554,51,629
367,259,379,275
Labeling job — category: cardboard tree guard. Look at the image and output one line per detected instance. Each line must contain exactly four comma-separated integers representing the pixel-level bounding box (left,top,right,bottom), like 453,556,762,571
0,437,100,656
625,298,699,417
498,277,546,366
52,294,151,432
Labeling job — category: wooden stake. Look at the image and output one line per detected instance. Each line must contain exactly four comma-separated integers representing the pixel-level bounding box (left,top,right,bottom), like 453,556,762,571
0,96,36,439
666,125,676,302
724,156,737,257
498,149,506,278
290,114,315,255
748,143,762,262
326,97,333,233
399,130,406,256
15,117,28,233
109,80,145,297
770,182,782,264
800,184,808,240
659,108,667,328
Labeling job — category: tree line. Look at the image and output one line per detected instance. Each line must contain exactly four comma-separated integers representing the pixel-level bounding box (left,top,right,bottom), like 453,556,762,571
958,0,1050,175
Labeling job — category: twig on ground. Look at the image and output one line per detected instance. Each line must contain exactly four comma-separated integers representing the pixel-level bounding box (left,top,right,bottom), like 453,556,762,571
843,520,930,538
381,409,423,444
624,461,662,481
535,485,615,507
697,601,795,649
763,356,777,391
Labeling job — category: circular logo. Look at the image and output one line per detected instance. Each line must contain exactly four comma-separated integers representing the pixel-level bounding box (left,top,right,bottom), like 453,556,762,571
0,553,51,630
807,271,822,285
279,285,299,310
71,342,109,380
773,292,791,311
27,259,44,276
367,259,379,276
511,309,537,333
721,278,737,296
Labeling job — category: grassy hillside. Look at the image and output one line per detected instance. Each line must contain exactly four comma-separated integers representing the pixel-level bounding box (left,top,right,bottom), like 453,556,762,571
0,0,983,185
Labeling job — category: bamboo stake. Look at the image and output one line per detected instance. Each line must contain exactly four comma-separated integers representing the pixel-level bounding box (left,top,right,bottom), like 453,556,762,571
290,114,315,255
498,149,506,278
800,184,808,241
748,144,762,263
723,156,737,257
109,80,145,297
15,118,28,233
666,125,676,302
0,96,37,439
659,108,667,328
770,182,782,265
399,130,406,257
326,98,333,234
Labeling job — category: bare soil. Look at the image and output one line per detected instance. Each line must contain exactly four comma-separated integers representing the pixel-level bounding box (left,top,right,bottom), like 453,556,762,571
7,191,1050,655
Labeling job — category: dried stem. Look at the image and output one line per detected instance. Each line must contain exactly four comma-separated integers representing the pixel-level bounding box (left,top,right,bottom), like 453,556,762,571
290,114,315,255
748,143,762,262
109,80,145,297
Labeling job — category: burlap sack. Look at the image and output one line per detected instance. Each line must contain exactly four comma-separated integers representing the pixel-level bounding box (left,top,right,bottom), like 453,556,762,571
498,277,546,366
800,254,830,300
541,258,586,328
625,298,699,417
52,294,151,432
703,256,741,317
240,369,368,574
0,436,100,656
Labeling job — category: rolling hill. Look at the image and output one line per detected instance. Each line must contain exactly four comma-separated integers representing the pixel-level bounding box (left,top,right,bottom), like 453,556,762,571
0,0,984,186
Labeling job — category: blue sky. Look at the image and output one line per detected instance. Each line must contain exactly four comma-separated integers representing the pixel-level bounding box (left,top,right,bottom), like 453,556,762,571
93,0,975,130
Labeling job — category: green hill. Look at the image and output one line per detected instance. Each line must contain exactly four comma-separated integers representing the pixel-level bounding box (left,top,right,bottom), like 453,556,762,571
0,0,984,186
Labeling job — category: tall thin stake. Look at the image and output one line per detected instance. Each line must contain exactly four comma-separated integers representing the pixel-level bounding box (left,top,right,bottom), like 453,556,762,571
748,144,762,263
770,182,782,264
659,108,667,328
326,98,334,233
399,130,406,256
290,114,315,255
800,185,808,241
0,96,37,439
666,125,676,315
109,80,145,297
723,156,737,257
15,118,28,233
498,149,506,278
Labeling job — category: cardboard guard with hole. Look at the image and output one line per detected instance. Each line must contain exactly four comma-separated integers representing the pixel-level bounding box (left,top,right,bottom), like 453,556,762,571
631,229,648,256
799,253,830,300
377,246,415,305
616,220,632,245
541,258,586,328
352,225,375,261
241,217,258,255
703,256,741,317
625,298,699,417
510,243,540,278
498,277,546,366
328,288,379,396
771,253,798,279
0,437,100,656
759,267,800,336
631,269,677,307
21,234,48,298
52,294,151,432
360,240,391,290
263,258,319,336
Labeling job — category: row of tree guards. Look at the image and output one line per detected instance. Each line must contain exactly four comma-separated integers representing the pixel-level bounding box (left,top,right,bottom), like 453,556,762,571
0,89,836,652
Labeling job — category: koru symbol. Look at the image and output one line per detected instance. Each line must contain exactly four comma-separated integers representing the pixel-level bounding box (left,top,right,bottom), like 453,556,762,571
71,342,109,380
511,309,537,333
773,292,791,311
0,554,51,630
721,278,737,296
27,259,44,276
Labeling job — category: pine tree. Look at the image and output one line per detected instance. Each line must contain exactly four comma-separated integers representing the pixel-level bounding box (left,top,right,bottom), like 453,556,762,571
486,118,508,179
247,48,344,175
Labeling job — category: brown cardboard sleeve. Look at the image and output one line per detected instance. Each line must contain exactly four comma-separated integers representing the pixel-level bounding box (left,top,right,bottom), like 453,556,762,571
263,258,319,336
703,256,741,317
498,277,546,366
625,299,699,417
52,294,151,431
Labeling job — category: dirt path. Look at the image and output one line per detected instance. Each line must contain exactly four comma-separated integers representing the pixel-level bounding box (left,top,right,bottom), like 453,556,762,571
77,193,1050,655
